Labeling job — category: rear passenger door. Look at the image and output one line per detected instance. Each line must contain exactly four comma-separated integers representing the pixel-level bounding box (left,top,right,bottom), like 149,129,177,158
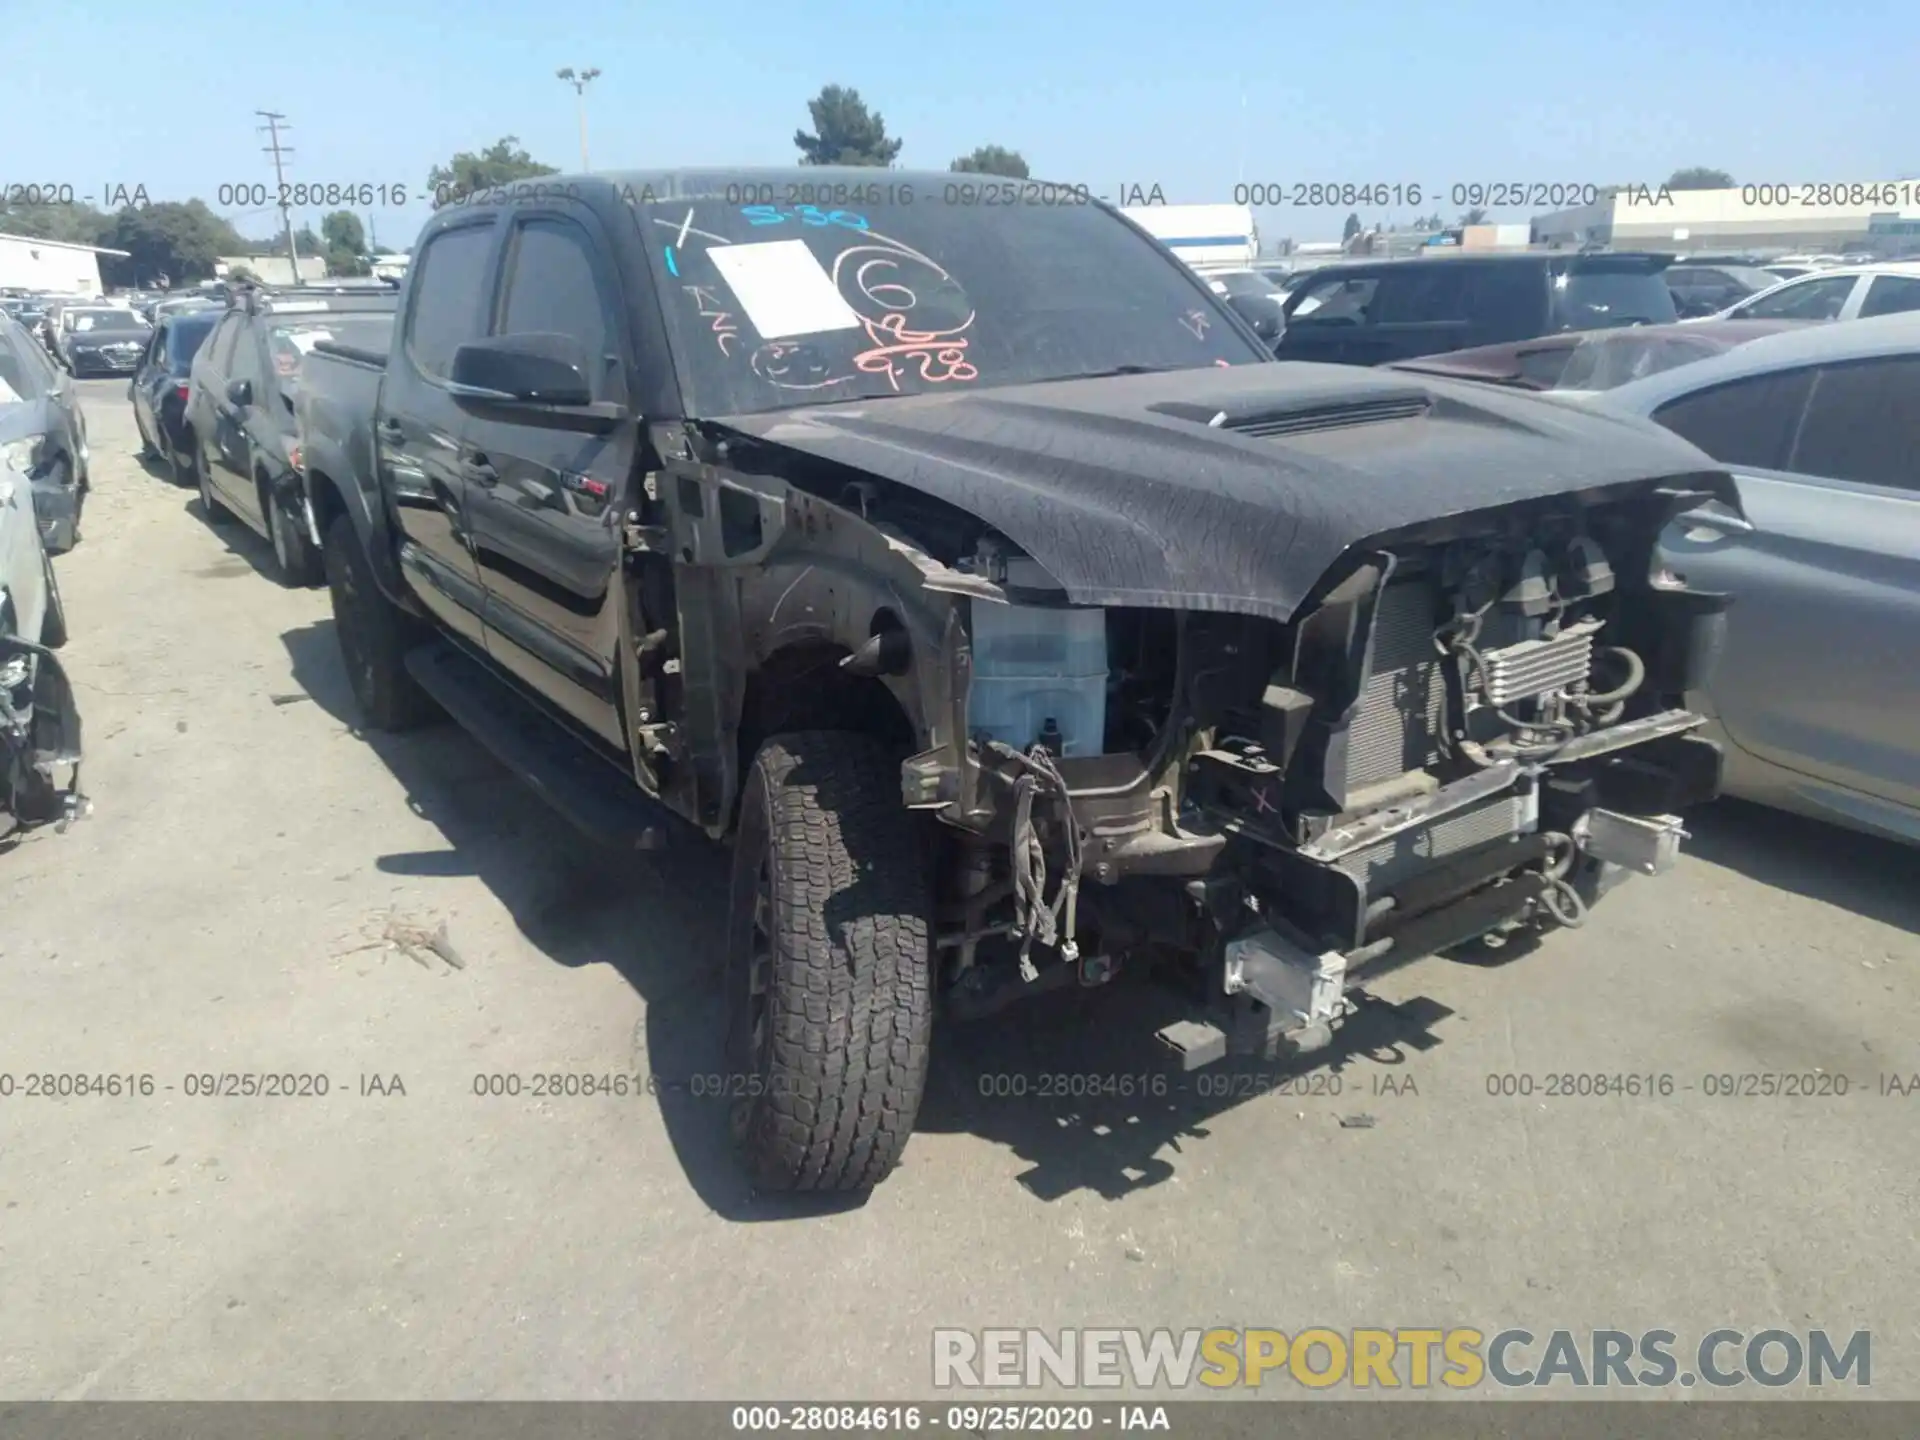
463,207,637,748
381,218,501,648
1654,358,1920,816
188,312,238,459
1334,265,1476,363
213,321,269,524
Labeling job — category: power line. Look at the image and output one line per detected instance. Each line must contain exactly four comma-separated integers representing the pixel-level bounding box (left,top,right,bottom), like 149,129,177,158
256,110,300,277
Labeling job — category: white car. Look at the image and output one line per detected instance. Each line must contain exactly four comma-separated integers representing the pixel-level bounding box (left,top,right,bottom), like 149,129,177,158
1705,263,1920,323
0,456,83,833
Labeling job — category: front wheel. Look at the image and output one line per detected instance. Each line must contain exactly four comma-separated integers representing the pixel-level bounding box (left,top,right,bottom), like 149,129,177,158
724,731,933,1193
322,513,434,731
40,553,68,649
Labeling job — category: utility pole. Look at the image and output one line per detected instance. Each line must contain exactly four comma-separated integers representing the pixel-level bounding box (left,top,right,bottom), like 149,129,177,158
556,67,601,170
257,110,300,278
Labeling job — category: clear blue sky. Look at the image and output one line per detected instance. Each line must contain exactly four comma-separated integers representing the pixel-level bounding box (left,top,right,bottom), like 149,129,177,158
4,0,1914,248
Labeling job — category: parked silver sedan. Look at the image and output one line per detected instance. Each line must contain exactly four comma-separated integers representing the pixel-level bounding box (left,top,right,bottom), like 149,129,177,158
1581,314,1920,844
0,455,84,835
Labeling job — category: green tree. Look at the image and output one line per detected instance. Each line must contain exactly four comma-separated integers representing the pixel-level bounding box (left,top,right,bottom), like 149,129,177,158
0,199,111,246
949,145,1029,178
794,85,903,167
320,211,372,276
1665,166,1734,190
1459,206,1490,225
1342,212,1362,242
426,136,560,207
97,200,248,288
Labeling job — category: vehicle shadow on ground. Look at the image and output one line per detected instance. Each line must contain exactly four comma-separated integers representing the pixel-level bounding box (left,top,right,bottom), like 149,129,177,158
1684,797,1919,936
174,489,292,585
282,617,1460,1214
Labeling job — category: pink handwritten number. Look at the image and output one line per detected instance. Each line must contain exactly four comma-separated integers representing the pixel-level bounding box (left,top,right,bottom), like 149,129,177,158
852,312,977,390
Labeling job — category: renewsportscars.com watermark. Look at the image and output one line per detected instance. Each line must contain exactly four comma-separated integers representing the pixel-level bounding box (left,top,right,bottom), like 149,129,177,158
933,1328,1871,1391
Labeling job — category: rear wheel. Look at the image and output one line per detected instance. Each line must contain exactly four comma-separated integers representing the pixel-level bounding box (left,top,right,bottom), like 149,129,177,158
724,731,933,1192
169,433,196,488
323,513,434,731
196,441,228,523
265,476,321,588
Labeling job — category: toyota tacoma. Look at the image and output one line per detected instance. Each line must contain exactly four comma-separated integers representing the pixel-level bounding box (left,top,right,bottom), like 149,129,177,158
296,170,1736,1192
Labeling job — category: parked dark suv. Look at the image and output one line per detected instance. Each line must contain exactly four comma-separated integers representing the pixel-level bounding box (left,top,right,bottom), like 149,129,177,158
130,306,222,485
1276,251,1678,366
185,289,396,585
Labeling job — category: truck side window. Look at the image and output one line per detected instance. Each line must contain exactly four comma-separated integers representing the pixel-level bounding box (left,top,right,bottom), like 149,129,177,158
405,223,496,380
495,219,611,400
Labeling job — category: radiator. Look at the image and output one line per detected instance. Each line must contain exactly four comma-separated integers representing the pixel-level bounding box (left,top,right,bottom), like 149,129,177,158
1334,582,1447,794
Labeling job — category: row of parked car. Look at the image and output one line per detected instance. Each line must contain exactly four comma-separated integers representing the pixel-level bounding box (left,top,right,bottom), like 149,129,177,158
0,308,81,837
1204,249,1920,368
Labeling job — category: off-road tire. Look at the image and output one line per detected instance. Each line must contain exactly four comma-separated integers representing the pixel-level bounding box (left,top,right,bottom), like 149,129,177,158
725,731,933,1193
40,553,68,649
323,513,434,731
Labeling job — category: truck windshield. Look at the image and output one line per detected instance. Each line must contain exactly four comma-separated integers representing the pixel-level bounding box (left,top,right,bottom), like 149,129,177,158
633,188,1269,416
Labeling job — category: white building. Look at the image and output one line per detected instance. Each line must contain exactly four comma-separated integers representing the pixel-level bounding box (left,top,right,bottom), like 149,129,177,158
0,232,129,296
1120,204,1259,273
1533,184,1920,256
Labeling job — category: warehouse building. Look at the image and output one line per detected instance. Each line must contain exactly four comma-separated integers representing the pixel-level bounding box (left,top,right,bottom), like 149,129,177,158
1533,185,1920,257
0,232,129,296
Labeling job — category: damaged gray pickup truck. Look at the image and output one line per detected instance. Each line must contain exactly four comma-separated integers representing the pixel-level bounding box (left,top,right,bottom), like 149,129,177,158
297,169,1736,1192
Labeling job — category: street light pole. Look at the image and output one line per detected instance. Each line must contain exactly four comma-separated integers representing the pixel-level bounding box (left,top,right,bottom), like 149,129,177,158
556,67,601,171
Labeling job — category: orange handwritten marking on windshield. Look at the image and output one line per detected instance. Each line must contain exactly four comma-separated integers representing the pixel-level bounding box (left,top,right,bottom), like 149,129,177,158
852,312,978,389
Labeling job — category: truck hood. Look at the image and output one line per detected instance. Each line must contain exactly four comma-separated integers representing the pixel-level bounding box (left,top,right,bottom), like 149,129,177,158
714,362,1724,622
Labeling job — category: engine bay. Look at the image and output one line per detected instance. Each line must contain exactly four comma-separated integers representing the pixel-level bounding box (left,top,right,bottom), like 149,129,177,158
927,494,1729,1047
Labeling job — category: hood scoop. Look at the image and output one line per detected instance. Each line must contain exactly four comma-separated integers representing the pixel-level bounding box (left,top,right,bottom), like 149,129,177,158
1152,386,1433,439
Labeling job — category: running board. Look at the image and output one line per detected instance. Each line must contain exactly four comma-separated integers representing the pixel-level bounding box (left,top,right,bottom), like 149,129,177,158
403,643,674,851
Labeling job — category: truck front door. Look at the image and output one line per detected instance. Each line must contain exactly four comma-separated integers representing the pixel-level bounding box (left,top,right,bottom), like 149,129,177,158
461,207,635,750
381,218,499,649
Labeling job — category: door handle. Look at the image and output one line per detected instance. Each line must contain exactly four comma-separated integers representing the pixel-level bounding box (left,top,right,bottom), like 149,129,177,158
1683,508,1755,536
517,479,556,505
377,417,405,438
460,453,500,486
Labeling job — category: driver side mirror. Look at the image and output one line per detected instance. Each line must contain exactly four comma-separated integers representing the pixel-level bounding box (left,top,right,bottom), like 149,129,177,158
225,378,252,408
448,333,627,432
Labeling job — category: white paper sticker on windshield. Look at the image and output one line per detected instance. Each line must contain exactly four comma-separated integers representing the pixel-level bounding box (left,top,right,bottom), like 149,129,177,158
708,239,861,340
286,330,332,352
